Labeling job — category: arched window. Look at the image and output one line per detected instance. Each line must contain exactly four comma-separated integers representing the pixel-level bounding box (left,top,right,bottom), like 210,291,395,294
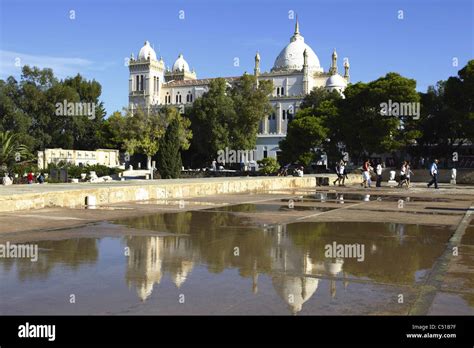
281,87,285,96
140,75,144,91
282,110,286,120
175,94,179,103
276,87,280,96
136,75,139,91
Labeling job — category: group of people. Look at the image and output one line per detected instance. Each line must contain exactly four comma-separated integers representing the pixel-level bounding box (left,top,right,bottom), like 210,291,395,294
277,164,304,177
360,159,413,188
27,172,45,184
360,159,384,188
2,172,45,186
356,158,439,189
333,160,348,186
397,160,414,188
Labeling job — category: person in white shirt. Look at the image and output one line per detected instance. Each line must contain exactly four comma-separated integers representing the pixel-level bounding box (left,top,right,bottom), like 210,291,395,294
296,166,304,177
405,161,414,188
427,159,439,189
333,160,346,186
398,161,408,187
375,161,383,187
361,159,373,188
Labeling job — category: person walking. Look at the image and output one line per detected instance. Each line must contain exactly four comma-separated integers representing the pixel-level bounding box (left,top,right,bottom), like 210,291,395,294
398,161,408,187
427,159,439,189
406,161,414,188
340,161,347,186
333,160,345,186
361,159,372,188
376,161,383,187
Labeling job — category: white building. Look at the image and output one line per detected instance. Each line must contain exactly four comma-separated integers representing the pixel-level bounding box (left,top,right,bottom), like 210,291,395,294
128,18,350,162
37,148,120,170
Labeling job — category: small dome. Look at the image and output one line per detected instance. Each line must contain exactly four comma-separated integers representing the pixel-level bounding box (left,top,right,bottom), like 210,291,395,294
138,41,157,61
326,74,347,88
172,54,190,72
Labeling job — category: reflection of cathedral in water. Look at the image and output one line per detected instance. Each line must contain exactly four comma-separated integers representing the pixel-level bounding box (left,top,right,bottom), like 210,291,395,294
125,235,196,301
124,223,349,313
265,224,348,314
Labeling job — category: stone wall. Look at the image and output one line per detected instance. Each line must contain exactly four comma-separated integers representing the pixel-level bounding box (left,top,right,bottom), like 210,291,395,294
0,176,316,213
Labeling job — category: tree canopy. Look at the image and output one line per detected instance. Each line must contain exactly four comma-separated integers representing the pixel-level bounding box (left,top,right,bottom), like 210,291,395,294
186,74,273,166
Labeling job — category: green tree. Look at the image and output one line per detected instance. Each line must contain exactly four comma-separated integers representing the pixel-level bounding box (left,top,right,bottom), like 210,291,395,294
0,66,108,154
161,106,192,151
187,74,273,167
299,86,341,113
101,111,126,150
229,74,273,150
334,73,420,161
279,87,338,165
188,78,235,165
158,118,182,179
279,108,329,166
121,107,166,170
417,61,474,161
0,77,35,150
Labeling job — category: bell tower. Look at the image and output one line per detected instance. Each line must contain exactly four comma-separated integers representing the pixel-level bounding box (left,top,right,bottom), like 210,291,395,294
128,41,165,110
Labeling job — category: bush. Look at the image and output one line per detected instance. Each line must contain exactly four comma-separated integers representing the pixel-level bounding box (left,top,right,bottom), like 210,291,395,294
257,157,279,175
46,163,123,179
10,162,38,177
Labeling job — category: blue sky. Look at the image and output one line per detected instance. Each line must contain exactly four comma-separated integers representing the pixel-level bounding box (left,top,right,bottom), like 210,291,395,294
0,0,472,115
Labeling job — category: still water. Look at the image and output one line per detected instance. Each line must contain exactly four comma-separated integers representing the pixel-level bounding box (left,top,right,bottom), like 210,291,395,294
0,208,453,315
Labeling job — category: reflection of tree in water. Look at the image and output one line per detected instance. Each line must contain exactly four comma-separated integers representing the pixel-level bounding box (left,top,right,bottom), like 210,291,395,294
115,211,193,235
286,222,450,285
1,238,99,281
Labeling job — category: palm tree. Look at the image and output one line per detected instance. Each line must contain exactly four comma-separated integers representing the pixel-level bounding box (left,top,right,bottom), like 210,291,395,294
0,131,31,168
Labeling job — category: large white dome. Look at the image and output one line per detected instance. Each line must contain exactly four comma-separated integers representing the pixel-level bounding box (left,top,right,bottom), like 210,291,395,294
138,41,157,61
272,21,322,72
172,54,190,72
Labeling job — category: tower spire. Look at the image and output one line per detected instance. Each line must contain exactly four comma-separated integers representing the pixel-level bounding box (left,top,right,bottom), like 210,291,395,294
254,51,260,87
330,48,338,75
344,58,350,81
295,14,300,35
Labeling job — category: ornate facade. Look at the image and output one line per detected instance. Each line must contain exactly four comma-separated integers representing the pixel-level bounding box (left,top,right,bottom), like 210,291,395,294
128,18,350,162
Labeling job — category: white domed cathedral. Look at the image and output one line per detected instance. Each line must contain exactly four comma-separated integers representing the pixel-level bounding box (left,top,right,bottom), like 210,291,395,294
128,17,350,162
